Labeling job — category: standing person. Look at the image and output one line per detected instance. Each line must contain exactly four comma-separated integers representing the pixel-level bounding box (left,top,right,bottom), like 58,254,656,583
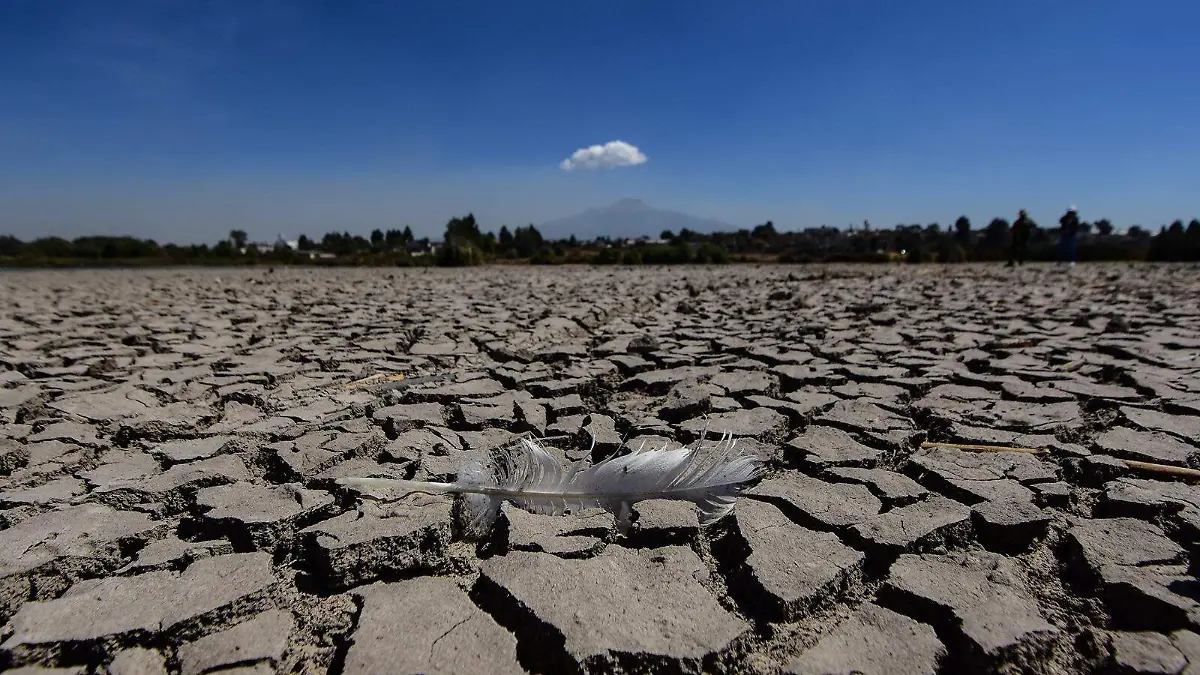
1059,205,1080,266
1008,209,1034,266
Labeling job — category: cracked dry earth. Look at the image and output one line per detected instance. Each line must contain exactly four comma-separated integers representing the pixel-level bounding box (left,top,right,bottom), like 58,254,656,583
0,264,1199,675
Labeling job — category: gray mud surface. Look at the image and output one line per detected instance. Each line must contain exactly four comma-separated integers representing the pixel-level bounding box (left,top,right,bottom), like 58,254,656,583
1,263,1199,674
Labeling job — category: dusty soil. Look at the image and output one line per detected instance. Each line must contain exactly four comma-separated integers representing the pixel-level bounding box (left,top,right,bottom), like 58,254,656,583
1,263,1198,674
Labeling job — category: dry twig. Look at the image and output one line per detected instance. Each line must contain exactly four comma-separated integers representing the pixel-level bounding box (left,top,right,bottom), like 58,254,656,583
921,441,1200,479
341,373,406,390
1120,459,1200,480
920,441,1046,455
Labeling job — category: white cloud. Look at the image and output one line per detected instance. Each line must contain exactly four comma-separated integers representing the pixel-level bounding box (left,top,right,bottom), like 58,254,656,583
559,140,647,171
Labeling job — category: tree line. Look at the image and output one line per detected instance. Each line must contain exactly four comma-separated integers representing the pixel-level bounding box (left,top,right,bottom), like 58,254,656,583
3,213,1199,267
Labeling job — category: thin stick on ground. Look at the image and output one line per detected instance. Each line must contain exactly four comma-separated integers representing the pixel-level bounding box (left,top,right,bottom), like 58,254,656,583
1120,459,1200,480
921,441,1200,479
339,372,455,392
920,441,1047,455
341,373,406,390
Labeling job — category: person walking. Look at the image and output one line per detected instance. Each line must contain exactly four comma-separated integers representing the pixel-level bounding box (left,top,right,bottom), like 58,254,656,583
1059,205,1080,266
1008,209,1034,266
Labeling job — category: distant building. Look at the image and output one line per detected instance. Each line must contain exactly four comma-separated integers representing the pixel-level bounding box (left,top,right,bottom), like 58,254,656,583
407,239,441,256
293,248,336,260
241,235,301,256
624,236,667,246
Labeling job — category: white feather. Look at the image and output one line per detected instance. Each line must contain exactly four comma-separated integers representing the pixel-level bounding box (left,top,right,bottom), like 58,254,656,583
337,432,764,536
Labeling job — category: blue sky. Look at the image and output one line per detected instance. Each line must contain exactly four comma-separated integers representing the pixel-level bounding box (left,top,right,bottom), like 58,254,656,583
2,0,1198,242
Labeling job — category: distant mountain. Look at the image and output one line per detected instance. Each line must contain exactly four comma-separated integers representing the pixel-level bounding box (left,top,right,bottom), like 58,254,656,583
538,198,735,240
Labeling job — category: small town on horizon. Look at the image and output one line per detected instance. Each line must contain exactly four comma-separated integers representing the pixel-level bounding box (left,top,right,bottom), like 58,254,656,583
2,198,1199,267
3,216,1200,268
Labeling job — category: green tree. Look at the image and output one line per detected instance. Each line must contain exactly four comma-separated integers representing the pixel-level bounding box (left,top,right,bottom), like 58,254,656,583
436,240,482,266
954,216,971,242
1186,219,1200,260
384,229,403,249
230,230,248,250
272,240,295,263
512,225,544,258
695,243,729,264
751,221,777,240
445,214,484,247
29,237,74,258
321,231,369,255
370,229,384,249
213,239,235,258
0,235,24,257
440,214,487,265
1148,221,1187,261
321,232,345,254
984,218,1010,246
297,234,313,251
1095,219,1114,236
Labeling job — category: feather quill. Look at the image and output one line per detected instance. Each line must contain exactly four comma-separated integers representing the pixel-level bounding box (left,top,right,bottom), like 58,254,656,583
337,432,764,537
